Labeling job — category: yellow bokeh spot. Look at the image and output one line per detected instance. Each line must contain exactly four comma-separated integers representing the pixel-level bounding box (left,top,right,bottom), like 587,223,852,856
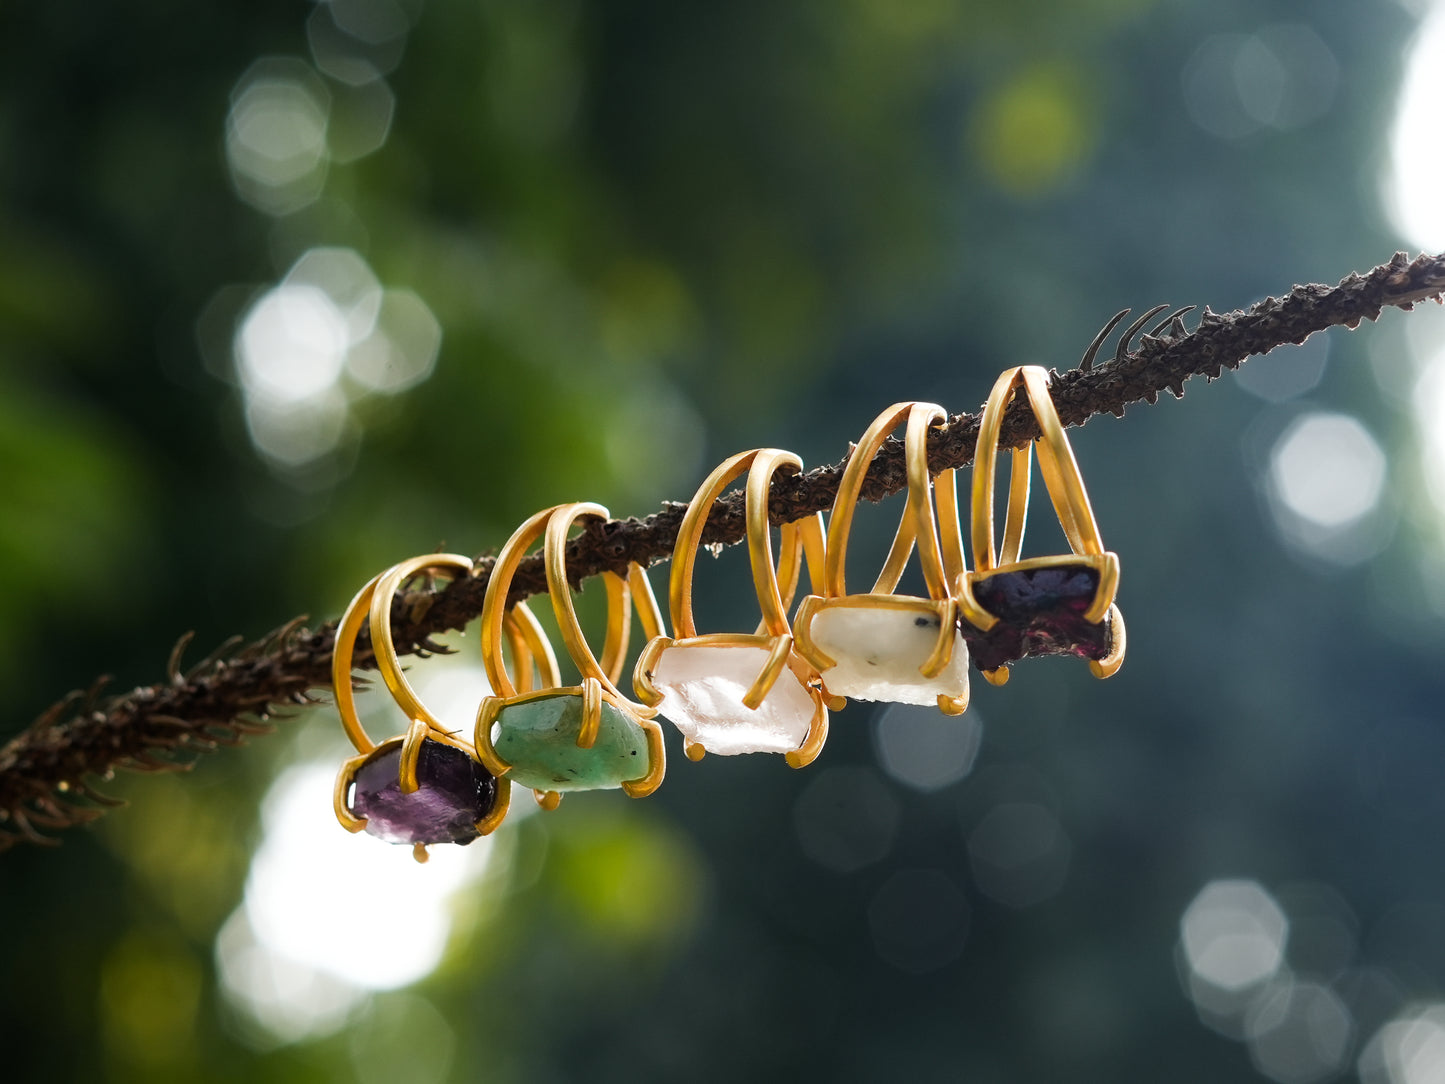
970,65,1098,196
553,811,705,950
99,932,202,1071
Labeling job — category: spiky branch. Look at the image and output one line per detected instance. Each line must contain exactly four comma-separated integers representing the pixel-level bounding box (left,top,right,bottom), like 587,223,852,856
2,251,1442,850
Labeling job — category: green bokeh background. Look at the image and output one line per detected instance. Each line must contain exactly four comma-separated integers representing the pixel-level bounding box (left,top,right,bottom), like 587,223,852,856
2,1,1441,1081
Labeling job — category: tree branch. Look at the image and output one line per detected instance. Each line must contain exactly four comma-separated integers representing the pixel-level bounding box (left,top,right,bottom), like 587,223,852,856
3,250,1441,850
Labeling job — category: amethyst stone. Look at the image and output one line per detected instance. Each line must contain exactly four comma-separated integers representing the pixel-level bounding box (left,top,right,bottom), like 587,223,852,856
968,564,1112,672
351,739,498,846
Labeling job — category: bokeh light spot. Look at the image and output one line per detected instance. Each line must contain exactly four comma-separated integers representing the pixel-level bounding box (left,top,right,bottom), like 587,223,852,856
872,702,983,792
216,679,494,1045
1385,3,1445,251
1245,980,1354,1084
285,247,383,343
328,78,397,163
225,59,331,215
1237,334,1330,403
1183,26,1337,141
966,801,1071,908
348,994,455,1084
346,289,442,394
230,248,442,471
792,766,899,874
867,868,970,974
237,284,350,404
970,64,1096,196
1267,413,1387,550
1359,1005,1445,1084
1181,879,1289,994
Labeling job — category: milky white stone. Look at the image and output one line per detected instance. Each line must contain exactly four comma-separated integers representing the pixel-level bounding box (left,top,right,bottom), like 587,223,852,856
648,643,816,756
808,604,969,706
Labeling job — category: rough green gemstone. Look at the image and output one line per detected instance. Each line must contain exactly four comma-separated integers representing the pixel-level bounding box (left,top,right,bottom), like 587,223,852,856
493,693,650,792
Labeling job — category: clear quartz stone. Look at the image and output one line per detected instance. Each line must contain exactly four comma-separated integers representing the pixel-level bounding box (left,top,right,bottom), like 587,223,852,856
649,643,816,755
808,603,969,706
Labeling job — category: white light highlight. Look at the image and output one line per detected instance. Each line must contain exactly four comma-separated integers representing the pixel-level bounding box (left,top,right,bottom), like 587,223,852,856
1246,980,1354,1084
1181,879,1289,993
225,60,331,215
1359,1005,1445,1084
237,285,351,404
1269,413,1387,529
243,761,485,989
346,289,442,394
229,247,443,470
243,386,350,468
216,654,494,1045
873,702,983,792
1385,5,1445,251
1413,350,1445,514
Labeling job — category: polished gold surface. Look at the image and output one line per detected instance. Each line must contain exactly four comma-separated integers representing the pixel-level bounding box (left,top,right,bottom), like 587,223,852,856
1089,604,1127,679
476,503,667,805
815,400,962,604
475,776,511,836
598,570,632,688
970,366,1108,572
332,571,386,757
368,553,474,736
629,563,666,643
479,507,557,701
964,366,1123,673
795,402,968,704
642,447,830,765
746,448,807,638
332,751,373,833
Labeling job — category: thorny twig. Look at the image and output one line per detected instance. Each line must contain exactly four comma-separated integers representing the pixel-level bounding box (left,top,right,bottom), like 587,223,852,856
2,251,1443,851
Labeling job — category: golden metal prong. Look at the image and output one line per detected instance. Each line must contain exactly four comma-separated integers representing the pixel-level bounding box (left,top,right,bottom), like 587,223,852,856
598,570,632,687
823,691,847,712
621,719,667,797
784,691,829,769
368,554,474,735
1086,552,1121,625
474,696,511,777
535,790,562,811
631,635,671,708
742,634,794,710
938,691,969,716
578,677,602,749
685,741,706,762
398,717,428,794
332,754,371,833
791,595,837,670
475,776,511,836
956,573,1000,632
333,574,383,758
412,843,429,864
983,666,1010,687
1089,603,1127,679
919,599,957,680
629,563,666,643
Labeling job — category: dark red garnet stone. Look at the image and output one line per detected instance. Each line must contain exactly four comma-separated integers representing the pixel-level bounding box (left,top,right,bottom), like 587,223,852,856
351,738,498,846
967,564,1112,672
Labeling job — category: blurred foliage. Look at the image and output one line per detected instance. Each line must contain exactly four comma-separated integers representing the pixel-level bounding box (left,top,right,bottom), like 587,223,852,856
1,0,1440,1081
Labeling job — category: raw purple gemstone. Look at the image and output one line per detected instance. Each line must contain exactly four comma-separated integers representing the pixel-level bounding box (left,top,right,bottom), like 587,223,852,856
351,739,497,846
968,564,1112,672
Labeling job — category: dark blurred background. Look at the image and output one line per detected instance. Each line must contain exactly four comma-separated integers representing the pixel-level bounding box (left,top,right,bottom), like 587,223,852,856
4,0,1445,1081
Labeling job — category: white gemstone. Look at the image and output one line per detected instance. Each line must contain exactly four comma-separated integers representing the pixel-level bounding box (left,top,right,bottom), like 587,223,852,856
648,643,816,756
807,603,969,706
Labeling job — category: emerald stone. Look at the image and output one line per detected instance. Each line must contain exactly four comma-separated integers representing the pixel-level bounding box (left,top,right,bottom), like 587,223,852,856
492,693,650,792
